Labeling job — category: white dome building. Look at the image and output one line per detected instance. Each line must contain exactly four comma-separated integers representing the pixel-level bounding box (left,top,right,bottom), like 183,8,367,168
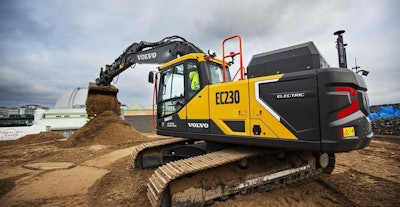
35,87,89,137
55,87,88,109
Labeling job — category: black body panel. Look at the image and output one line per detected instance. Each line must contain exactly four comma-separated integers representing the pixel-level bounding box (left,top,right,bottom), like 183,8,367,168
158,119,371,153
224,121,245,132
247,42,329,78
258,70,320,141
157,113,186,132
157,129,322,152
317,68,372,152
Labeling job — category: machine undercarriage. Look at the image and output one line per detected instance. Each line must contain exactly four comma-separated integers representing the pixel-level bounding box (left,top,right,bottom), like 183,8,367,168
131,137,335,207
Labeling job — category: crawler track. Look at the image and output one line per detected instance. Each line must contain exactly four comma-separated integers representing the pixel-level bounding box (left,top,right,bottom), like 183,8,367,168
131,137,189,169
148,147,269,206
131,140,320,207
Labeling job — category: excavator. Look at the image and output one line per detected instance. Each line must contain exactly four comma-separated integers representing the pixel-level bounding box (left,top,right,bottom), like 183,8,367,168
86,31,373,206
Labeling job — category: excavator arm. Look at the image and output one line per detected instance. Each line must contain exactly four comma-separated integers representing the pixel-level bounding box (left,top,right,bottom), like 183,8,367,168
95,36,203,86
87,36,203,118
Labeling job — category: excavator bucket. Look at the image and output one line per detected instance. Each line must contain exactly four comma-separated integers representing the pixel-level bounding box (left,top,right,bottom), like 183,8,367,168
86,82,121,118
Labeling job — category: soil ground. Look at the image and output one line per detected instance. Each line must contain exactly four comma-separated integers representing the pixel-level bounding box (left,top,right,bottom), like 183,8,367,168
0,113,399,207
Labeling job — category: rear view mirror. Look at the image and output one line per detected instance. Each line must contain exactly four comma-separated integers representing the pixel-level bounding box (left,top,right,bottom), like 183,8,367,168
148,71,155,83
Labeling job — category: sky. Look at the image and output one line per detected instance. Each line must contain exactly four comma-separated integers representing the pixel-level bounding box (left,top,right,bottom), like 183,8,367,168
0,0,399,108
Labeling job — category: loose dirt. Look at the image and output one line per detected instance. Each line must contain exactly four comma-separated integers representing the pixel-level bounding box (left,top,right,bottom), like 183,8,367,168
23,162,76,170
0,112,398,207
0,132,65,147
63,111,147,148
86,82,121,118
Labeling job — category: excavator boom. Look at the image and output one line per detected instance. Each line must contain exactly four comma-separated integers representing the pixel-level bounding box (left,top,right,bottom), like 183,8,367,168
96,35,203,86
86,36,203,117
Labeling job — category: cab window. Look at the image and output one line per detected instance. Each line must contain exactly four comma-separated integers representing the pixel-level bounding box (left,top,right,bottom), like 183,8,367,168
208,61,231,84
187,62,201,99
159,64,184,117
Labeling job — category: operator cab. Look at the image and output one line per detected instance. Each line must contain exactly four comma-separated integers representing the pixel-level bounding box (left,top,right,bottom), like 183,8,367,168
148,53,231,119
148,53,231,130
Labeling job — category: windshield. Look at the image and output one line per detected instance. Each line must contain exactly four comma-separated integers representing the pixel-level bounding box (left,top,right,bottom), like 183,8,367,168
160,64,184,101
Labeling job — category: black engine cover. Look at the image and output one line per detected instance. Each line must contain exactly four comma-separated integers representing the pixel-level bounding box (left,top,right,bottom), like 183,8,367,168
247,42,330,78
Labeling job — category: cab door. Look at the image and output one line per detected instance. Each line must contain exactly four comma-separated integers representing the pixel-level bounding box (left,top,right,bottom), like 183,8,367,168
184,61,210,134
156,63,187,132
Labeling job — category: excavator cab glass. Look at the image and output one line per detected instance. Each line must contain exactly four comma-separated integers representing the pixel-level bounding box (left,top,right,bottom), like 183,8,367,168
208,61,231,84
187,62,200,98
158,64,185,117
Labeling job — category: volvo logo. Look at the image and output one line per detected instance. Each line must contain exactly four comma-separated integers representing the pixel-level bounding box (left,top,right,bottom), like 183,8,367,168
188,122,209,129
137,52,157,61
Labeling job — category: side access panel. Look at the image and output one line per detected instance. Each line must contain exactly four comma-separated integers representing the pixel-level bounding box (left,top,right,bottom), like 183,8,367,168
208,80,251,136
248,71,321,143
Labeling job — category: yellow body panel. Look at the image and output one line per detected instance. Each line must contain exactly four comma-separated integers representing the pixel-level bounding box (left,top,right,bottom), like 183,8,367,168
159,53,224,70
178,88,209,120
180,73,297,140
209,80,250,136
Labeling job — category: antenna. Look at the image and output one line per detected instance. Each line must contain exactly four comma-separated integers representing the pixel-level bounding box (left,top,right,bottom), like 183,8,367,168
334,30,347,68
352,58,360,71
352,57,369,76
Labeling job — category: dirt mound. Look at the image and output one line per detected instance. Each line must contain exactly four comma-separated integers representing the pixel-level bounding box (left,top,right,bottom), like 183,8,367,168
63,111,146,148
0,132,65,147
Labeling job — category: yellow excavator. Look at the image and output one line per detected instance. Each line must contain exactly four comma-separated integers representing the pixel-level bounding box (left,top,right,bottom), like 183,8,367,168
87,31,372,206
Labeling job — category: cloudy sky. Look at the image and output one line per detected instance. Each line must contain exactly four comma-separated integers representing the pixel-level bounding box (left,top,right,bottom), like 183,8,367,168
0,0,399,108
